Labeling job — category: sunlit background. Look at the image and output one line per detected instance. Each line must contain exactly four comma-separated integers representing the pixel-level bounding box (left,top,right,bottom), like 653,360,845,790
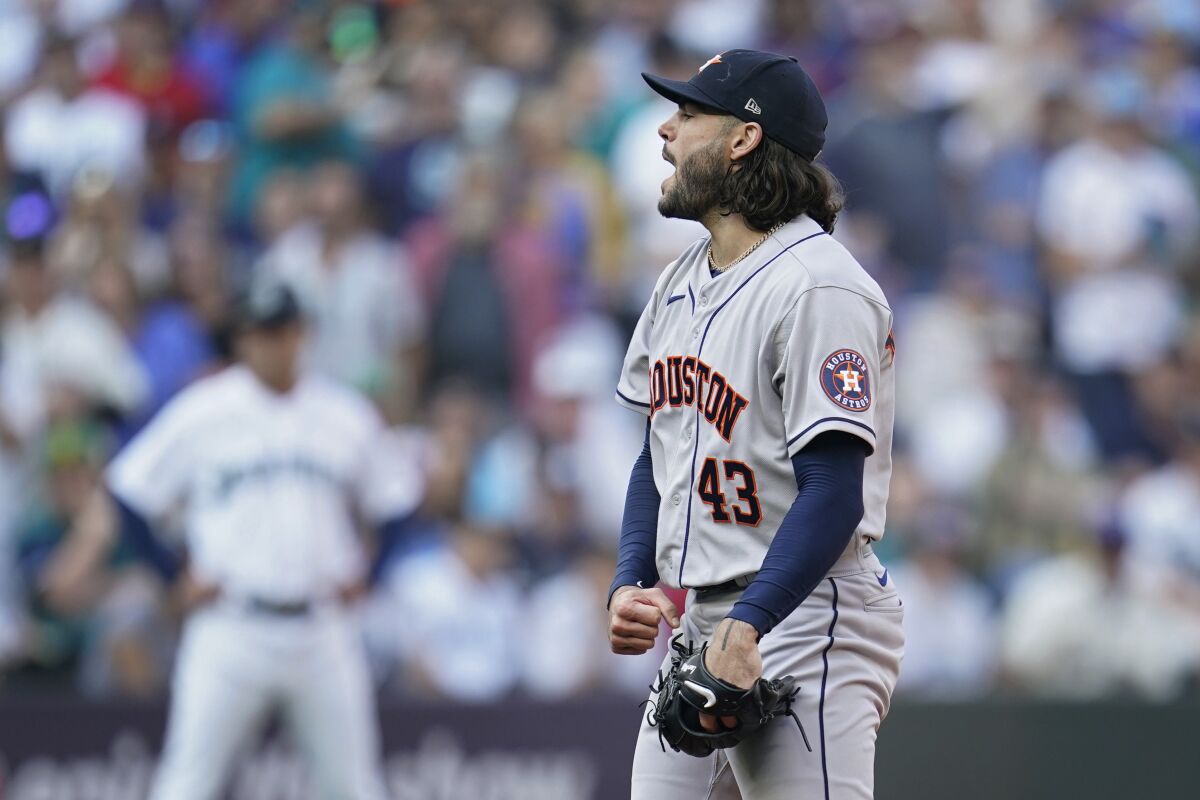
0,0,1198,798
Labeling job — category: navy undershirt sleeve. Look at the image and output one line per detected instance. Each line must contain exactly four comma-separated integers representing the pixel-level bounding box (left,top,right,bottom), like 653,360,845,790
608,421,661,607
368,514,413,586
111,490,181,583
727,432,869,637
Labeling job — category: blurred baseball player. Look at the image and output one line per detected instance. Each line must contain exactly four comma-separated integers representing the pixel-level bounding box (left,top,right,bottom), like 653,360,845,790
44,280,418,799
607,50,904,798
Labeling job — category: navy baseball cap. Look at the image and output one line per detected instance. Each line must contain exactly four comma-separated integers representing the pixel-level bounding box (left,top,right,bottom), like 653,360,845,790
643,49,827,161
237,279,304,330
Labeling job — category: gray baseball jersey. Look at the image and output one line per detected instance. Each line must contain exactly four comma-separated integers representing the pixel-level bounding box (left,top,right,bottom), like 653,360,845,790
619,214,904,800
616,214,895,590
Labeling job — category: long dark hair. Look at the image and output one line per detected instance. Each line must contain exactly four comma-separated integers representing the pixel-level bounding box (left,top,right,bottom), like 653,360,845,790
716,135,844,233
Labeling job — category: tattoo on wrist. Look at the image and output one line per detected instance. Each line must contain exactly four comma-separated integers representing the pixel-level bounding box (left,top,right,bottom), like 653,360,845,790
720,621,734,651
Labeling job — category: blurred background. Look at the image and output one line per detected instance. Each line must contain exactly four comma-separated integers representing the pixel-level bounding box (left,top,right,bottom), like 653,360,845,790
0,0,1198,797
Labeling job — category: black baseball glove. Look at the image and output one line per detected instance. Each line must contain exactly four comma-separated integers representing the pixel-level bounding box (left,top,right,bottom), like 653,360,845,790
644,635,811,758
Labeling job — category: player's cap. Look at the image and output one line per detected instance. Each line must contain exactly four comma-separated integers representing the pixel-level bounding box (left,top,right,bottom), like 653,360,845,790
642,49,827,161
237,279,304,330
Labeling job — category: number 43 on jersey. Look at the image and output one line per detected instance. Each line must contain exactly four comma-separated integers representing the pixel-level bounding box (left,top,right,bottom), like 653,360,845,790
697,458,761,526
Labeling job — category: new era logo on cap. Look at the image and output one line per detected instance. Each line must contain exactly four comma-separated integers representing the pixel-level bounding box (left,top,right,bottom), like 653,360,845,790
745,98,761,115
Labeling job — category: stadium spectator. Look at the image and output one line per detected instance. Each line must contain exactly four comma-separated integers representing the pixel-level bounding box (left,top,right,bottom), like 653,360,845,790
228,6,359,227
14,419,171,697
891,506,998,698
1000,520,1200,700
2,224,149,424
407,153,567,409
1119,412,1200,614
823,27,954,291
364,38,471,238
94,3,211,140
180,0,286,119
258,159,424,418
367,522,522,703
510,88,625,304
1038,67,1198,460
5,37,146,197
48,167,170,295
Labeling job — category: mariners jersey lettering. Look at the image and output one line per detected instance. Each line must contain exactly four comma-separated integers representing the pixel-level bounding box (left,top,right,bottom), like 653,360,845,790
107,366,419,601
616,215,895,588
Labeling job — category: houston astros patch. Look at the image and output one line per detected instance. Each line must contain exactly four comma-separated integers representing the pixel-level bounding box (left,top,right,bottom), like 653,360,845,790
820,350,871,411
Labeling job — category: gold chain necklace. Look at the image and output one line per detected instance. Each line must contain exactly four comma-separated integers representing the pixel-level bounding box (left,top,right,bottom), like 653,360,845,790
707,222,786,272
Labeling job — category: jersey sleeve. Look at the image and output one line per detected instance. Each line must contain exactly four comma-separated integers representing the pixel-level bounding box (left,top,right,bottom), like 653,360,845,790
355,414,424,524
775,287,891,457
106,393,199,518
615,293,657,416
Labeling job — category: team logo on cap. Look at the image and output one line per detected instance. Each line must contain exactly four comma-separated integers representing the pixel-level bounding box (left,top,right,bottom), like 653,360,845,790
699,53,723,73
820,349,872,412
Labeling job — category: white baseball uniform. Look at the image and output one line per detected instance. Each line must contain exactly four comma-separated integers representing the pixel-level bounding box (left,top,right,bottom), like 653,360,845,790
107,364,419,800
616,214,904,799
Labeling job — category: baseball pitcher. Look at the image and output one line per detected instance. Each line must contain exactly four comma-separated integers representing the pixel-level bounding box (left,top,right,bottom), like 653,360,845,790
607,49,904,799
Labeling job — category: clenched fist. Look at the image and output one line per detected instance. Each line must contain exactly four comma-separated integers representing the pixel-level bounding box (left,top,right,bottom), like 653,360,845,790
608,585,680,655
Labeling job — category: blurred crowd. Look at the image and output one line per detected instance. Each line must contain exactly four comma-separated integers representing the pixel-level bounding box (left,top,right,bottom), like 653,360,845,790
0,0,1199,704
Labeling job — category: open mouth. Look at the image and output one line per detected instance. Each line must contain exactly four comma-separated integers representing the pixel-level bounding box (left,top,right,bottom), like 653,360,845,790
661,149,676,192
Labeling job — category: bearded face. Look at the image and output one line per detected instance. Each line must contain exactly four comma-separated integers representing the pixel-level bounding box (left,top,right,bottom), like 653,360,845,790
658,136,728,222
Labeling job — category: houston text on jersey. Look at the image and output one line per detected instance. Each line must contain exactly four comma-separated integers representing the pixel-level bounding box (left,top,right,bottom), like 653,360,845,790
649,355,749,442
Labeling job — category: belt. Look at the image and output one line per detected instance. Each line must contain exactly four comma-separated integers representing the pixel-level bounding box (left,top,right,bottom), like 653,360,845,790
693,572,758,602
244,596,312,617
690,544,876,603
